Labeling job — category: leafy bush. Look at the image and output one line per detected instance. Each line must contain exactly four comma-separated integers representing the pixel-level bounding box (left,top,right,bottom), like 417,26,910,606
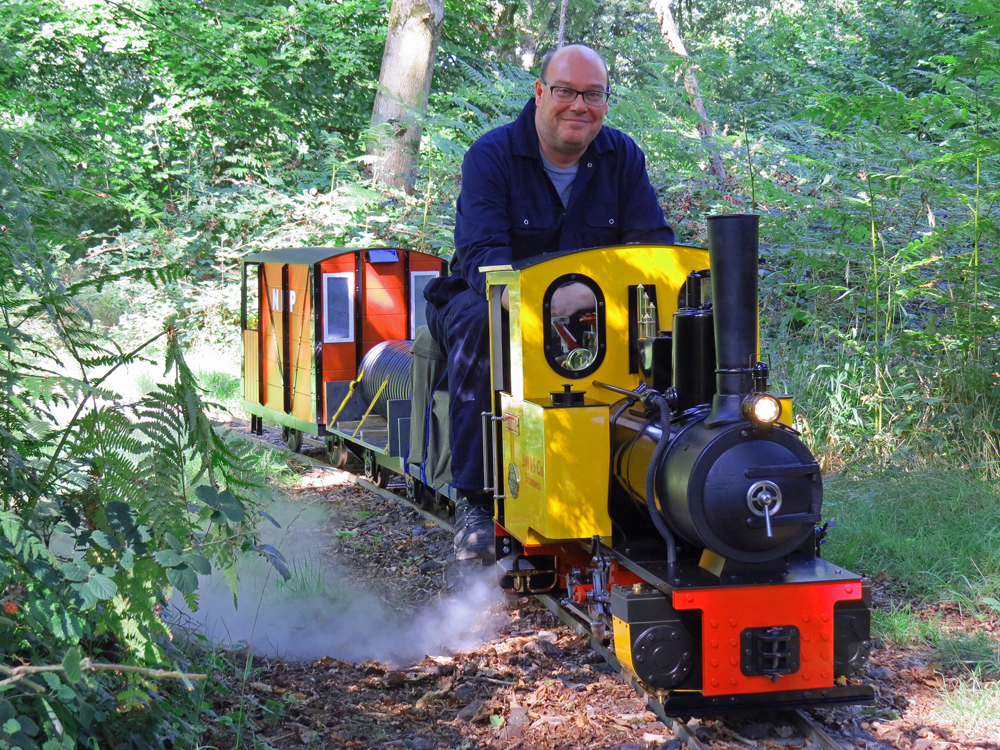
1,130,290,747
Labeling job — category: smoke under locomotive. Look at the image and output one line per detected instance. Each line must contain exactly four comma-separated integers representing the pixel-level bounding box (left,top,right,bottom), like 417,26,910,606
240,214,874,713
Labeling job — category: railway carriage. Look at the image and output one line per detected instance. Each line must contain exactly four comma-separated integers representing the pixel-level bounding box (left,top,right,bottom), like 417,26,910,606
241,245,445,474
239,215,874,714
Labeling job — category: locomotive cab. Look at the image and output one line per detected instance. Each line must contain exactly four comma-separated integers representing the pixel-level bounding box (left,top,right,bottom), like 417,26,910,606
482,243,709,546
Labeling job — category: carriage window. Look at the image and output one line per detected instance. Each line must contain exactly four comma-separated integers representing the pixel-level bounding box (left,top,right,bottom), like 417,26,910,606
368,248,399,263
323,272,354,343
542,274,606,379
410,270,439,338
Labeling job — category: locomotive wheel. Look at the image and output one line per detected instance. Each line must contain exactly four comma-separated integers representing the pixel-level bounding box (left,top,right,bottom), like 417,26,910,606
325,437,349,469
362,450,389,487
282,427,303,453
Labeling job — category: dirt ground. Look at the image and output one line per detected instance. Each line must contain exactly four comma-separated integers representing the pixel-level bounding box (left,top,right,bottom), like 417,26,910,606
202,458,1000,750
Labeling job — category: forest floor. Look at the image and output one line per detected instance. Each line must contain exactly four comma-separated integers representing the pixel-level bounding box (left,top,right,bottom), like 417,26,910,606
199,450,1000,750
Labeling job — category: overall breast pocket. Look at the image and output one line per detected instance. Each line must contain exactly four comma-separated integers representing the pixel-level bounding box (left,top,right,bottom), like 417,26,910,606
585,203,620,247
510,202,555,250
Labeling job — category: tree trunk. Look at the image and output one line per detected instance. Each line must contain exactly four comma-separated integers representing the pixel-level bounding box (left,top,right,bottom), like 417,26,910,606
649,0,729,182
369,0,445,193
557,0,569,47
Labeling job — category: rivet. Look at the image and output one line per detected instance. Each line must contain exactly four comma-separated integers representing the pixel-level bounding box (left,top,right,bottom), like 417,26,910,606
846,585,854,593
730,619,738,627
802,673,811,681
821,670,830,679
803,634,811,642
802,614,810,623
821,613,829,622
803,654,811,661
730,638,738,647
710,659,719,667
711,639,719,648
730,658,738,666
685,593,694,602
711,678,719,686
730,677,738,685
821,651,829,660
821,632,830,641
710,619,719,629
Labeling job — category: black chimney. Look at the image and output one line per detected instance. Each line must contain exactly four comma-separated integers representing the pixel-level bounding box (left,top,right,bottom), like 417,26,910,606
704,213,760,427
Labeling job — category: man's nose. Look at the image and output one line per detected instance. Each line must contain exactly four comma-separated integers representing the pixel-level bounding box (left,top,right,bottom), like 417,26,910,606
569,94,589,112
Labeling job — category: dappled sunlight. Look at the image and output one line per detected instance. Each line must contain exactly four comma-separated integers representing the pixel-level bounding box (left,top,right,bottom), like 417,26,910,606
293,467,356,490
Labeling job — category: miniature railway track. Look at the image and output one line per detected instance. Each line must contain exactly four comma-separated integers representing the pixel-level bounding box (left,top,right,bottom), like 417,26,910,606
225,418,850,750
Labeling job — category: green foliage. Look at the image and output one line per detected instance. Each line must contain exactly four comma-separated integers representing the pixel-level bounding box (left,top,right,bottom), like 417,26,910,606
0,128,289,747
824,470,1000,601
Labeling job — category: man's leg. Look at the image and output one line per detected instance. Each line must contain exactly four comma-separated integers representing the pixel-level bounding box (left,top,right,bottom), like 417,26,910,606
426,288,495,562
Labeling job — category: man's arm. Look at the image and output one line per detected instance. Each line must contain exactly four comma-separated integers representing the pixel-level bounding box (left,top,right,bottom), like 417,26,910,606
453,142,514,297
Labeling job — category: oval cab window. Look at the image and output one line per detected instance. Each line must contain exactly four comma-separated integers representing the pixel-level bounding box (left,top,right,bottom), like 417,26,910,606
542,274,606,379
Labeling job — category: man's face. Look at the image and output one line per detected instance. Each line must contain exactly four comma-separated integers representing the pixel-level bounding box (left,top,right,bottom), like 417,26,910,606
534,47,609,161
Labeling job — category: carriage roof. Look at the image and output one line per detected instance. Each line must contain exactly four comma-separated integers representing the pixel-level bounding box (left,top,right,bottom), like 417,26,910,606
243,246,403,265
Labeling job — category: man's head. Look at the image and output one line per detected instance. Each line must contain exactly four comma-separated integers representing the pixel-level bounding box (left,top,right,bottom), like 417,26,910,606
534,44,610,167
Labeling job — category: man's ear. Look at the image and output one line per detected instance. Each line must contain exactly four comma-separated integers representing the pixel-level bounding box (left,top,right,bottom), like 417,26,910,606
534,79,544,104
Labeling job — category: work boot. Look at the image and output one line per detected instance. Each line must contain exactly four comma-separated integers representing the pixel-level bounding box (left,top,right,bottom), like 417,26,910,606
453,492,496,563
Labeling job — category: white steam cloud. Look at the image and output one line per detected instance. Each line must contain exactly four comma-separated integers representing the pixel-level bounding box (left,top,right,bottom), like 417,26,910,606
167,500,505,665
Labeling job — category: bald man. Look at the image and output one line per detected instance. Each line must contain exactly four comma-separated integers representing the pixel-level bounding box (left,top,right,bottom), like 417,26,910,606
424,44,674,563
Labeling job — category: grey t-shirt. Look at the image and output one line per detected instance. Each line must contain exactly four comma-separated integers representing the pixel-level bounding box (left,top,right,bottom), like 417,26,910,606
540,151,578,207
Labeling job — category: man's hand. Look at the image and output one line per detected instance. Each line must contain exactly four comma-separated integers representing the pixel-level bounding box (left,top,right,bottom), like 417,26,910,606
550,282,596,318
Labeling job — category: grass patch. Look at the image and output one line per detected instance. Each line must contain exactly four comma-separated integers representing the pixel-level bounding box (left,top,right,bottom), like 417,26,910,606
275,553,338,599
931,632,1000,677
871,603,938,646
822,469,1000,600
197,369,243,405
931,675,1000,740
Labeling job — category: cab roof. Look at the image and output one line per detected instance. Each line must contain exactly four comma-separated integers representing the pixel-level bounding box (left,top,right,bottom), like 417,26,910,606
509,242,701,272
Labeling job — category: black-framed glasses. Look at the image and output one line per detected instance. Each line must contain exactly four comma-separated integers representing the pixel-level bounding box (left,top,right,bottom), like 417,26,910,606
541,81,610,106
